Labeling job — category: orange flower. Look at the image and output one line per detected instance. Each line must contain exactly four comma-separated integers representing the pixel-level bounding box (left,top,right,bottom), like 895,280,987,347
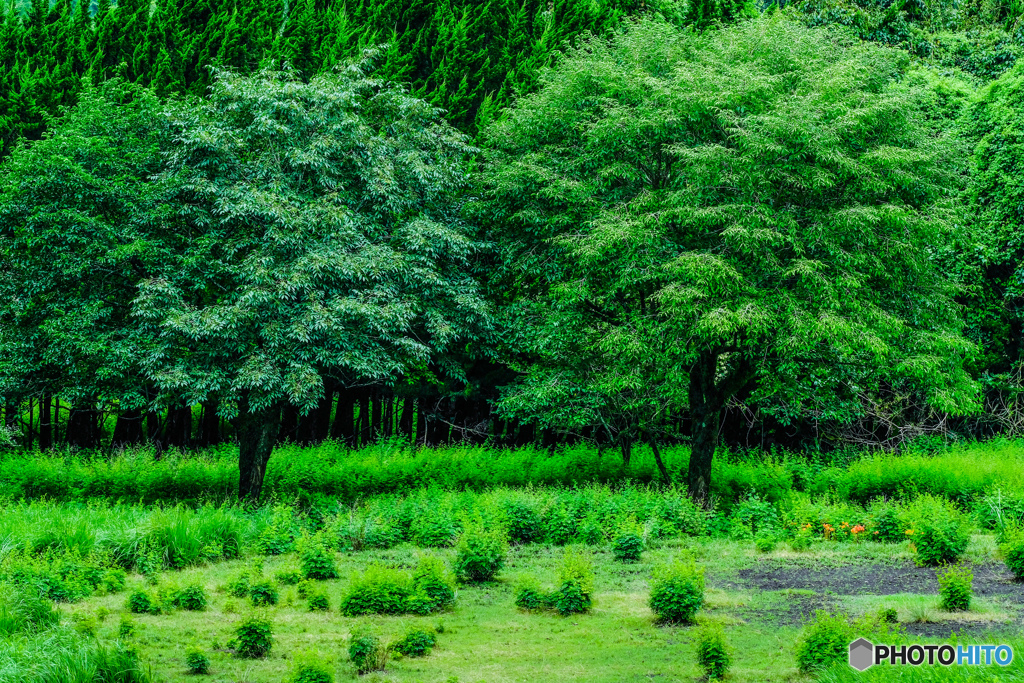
852,525,865,535
905,529,914,535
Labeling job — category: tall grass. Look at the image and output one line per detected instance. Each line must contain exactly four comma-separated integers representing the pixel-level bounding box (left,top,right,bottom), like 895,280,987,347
0,629,150,683
1,438,1022,508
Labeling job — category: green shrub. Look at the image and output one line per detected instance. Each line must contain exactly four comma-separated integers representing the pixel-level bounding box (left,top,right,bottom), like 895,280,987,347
100,568,127,593
514,578,552,611
695,622,731,680
754,533,776,553
392,629,436,657
913,518,971,566
275,569,302,585
249,581,279,607
340,565,413,616
938,564,973,611
126,590,160,615
232,615,274,658
300,541,339,581
612,533,644,563
226,571,253,598
349,632,389,674
503,501,543,544
649,560,705,624
290,653,334,683
879,607,898,624
174,584,208,611
308,591,330,612
553,547,594,616
453,527,507,582
790,528,813,552
870,505,903,543
412,516,460,547
409,555,457,613
795,611,850,672
185,646,210,674
1001,528,1024,579
118,614,137,638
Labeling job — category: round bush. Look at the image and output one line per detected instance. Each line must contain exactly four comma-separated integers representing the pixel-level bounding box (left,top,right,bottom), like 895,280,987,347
612,533,644,563
185,646,210,675
233,616,274,658
795,611,850,672
754,533,776,553
308,592,330,612
249,581,278,607
349,633,389,674
392,629,436,658
300,544,339,581
175,584,208,611
503,502,543,544
454,528,507,582
913,518,970,566
649,560,705,624
126,590,159,615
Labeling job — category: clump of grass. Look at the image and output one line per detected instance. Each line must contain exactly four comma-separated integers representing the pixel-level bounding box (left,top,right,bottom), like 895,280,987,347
795,611,850,673
185,646,210,674
349,632,389,675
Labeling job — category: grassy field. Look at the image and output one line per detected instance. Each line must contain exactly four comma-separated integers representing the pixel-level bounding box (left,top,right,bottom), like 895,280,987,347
46,535,1024,682
3,441,1024,681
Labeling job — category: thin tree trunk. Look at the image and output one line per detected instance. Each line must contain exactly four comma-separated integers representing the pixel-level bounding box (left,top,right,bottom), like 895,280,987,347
331,386,355,446
357,390,370,448
398,397,414,441
370,389,382,442
200,399,221,447
648,435,672,485
236,400,281,502
415,398,426,446
112,407,144,448
67,403,100,450
38,394,52,451
620,431,632,468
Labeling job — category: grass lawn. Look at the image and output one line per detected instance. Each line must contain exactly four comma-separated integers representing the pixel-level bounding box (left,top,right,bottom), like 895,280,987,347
57,536,1024,682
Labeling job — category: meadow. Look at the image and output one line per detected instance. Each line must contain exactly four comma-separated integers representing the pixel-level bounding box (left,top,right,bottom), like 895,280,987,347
3,440,1024,682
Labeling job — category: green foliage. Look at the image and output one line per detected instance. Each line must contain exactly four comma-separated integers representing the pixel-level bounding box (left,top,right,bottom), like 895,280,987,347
340,556,455,617
300,543,339,582
695,622,731,680
453,527,507,582
392,629,436,658
795,611,851,673
514,578,552,611
307,592,330,612
503,502,544,545
290,652,335,683
649,560,705,624
754,533,777,554
173,585,208,611
348,632,389,675
126,590,160,615
938,564,974,611
1002,527,1024,579
913,517,971,566
612,533,644,563
185,647,210,675
232,616,274,658
118,615,137,639
249,581,279,607
275,569,302,586
0,586,59,636
879,607,899,624
477,15,979,497
553,547,595,616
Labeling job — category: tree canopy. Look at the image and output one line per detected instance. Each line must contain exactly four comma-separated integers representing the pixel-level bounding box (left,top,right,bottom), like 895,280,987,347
475,16,979,496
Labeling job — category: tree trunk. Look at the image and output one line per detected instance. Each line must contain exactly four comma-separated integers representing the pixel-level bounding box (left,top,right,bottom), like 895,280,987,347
236,401,281,502
647,435,672,485
620,432,632,467
165,406,192,449
280,404,299,444
398,397,414,441
686,350,750,502
331,386,356,446
357,390,370,447
200,399,221,447
111,407,144,448
370,389,382,442
415,399,426,445
67,403,100,450
38,394,52,451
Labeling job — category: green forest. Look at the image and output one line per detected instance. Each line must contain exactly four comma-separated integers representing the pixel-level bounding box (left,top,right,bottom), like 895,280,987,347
3,0,1024,680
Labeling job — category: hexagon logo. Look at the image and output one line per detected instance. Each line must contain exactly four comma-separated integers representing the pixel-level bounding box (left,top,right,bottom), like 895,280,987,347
849,638,874,671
